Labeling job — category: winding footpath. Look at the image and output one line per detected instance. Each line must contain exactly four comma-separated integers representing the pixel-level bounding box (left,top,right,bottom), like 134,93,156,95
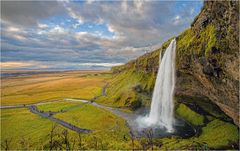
1,82,197,138
1,102,91,133
0,82,110,134
28,105,91,133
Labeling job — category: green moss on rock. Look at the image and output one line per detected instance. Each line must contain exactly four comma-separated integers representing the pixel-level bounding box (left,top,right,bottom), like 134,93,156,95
197,119,239,148
176,103,204,126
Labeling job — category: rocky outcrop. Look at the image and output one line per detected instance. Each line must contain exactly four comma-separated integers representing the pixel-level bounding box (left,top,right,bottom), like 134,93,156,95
178,1,239,126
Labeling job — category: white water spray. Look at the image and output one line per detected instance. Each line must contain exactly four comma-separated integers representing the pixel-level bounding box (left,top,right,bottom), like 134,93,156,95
138,39,176,132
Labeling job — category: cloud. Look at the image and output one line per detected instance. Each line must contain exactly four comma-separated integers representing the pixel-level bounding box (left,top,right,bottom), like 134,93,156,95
1,1,203,70
0,61,49,69
38,23,49,29
1,1,66,26
0,61,123,70
173,15,182,25
78,62,123,67
63,0,199,48
1,61,33,68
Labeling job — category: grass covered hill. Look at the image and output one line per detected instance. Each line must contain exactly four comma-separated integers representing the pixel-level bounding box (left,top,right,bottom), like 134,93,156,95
98,1,239,127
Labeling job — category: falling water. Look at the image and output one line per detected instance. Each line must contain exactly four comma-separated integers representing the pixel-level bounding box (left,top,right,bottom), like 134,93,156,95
137,38,176,132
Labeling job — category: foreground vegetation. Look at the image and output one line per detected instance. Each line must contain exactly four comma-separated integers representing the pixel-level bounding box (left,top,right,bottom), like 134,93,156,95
1,103,132,150
1,108,54,149
55,103,131,149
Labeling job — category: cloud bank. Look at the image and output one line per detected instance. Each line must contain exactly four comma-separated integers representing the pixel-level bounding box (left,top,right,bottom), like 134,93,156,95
1,0,203,70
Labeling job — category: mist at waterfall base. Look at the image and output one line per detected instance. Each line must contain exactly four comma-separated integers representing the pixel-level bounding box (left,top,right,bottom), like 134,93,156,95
134,39,196,137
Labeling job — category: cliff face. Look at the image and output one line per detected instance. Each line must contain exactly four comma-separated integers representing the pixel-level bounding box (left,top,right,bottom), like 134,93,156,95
112,1,239,126
177,0,239,126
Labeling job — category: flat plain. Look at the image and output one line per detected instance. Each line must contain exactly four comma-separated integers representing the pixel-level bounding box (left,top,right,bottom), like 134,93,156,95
1,70,132,150
1,70,110,105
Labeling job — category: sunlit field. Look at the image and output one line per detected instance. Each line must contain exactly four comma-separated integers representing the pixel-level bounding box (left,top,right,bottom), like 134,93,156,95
1,70,133,150
37,100,83,112
1,70,110,105
1,104,131,150
1,108,55,149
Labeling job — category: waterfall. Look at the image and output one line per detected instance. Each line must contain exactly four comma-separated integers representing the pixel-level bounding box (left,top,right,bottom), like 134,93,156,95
137,38,176,132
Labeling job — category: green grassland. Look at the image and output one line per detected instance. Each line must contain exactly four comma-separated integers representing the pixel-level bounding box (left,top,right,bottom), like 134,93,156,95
37,100,83,112
155,119,239,150
54,103,131,149
0,103,132,150
1,108,55,149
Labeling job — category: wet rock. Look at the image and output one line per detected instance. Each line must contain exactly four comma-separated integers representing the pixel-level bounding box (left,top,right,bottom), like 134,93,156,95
208,58,217,66
176,70,181,77
199,57,207,66
130,99,142,110
201,16,209,28
203,63,214,76
211,46,220,54
203,58,222,78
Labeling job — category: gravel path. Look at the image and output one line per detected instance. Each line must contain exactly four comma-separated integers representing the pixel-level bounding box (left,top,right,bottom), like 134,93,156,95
28,105,91,133
0,82,196,137
0,83,109,133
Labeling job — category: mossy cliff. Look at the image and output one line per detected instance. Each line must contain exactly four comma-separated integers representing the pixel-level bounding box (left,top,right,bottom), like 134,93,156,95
106,1,239,127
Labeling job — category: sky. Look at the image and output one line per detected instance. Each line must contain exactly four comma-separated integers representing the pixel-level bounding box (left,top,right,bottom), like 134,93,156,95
1,0,203,70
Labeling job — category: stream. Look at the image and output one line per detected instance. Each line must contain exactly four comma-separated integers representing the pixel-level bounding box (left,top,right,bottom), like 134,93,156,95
0,98,197,138
63,98,197,138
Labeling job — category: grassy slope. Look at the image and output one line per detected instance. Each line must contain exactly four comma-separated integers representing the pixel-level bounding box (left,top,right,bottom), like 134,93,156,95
96,70,153,109
1,73,110,105
95,40,173,109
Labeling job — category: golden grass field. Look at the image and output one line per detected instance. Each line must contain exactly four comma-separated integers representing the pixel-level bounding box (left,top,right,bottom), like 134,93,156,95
1,70,110,105
0,70,133,150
